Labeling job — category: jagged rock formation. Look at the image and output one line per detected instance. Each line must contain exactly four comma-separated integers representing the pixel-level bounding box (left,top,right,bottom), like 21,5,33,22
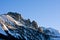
0,12,60,40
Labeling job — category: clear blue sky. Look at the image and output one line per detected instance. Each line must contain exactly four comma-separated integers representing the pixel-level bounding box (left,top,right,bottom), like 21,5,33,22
0,0,60,31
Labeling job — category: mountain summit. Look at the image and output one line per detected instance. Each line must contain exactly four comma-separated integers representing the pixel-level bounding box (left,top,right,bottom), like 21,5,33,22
0,12,60,40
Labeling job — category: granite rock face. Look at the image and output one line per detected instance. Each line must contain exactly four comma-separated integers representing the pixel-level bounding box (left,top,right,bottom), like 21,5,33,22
0,12,60,40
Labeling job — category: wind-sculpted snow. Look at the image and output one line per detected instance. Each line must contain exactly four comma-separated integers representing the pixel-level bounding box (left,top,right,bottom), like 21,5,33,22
0,12,60,40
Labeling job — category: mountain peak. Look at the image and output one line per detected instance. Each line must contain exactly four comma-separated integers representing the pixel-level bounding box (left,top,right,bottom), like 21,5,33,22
0,12,60,40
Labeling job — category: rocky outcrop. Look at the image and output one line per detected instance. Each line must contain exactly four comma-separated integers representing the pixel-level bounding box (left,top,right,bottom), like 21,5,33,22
0,12,60,40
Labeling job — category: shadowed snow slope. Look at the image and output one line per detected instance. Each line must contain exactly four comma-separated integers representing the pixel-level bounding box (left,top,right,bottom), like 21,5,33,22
0,12,60,40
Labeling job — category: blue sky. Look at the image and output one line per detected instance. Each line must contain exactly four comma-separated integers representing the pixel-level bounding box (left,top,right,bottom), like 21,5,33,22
0,0,60,31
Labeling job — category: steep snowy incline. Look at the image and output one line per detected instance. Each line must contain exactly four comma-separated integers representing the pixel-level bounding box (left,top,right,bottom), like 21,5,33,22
0,12,60,40
0,25,7,35
6,15,23,26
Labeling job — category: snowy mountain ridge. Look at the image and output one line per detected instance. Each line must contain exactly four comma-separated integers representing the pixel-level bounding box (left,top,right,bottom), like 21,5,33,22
0,12,60,40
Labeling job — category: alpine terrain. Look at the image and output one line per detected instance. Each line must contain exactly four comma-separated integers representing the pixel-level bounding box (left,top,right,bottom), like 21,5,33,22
0,12,60,40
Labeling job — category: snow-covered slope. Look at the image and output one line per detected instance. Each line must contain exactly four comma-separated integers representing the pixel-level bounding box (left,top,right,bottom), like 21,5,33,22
0,12,60,40
0,24,7,35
